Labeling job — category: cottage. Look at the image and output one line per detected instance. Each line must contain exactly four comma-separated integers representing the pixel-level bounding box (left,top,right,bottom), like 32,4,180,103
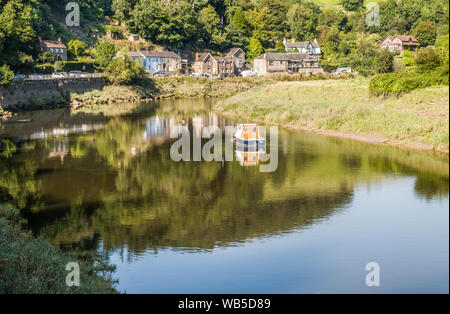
283,39,321,56
194,53,235,78
37,37,67,62
127,51,182,75
380,35,419,52
226,48,246,74
253,53,323,76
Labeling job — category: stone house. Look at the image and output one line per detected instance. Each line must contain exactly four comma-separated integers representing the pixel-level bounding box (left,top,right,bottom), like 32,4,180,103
193,52,235,77
37,38,67,62
253,53,323,76
226,48,246,74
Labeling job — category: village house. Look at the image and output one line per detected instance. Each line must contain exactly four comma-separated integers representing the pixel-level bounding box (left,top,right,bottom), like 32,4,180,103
380,35,420,52
193,52,235,77
226,48,246,74
283,39,321,56
253,53,323,76
37,37,67,62
127,51,182,75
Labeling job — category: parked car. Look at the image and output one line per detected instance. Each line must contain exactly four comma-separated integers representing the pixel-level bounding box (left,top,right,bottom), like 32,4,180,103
69,70,82,76
12,74,27,81
153,72,168,77
191,73,202,78
241,70,255,77
51,72,68,78
80,72,89,77
29,73,44,79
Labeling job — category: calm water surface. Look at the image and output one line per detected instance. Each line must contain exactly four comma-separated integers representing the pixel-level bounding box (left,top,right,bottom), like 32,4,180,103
0,99,448,293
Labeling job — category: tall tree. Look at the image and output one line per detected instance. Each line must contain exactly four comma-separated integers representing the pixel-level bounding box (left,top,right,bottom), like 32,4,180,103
414,20,437,47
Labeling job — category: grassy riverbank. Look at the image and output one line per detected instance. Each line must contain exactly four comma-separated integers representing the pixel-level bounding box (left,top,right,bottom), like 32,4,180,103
0,205,118,294
215,79,449,153
69,74,353,107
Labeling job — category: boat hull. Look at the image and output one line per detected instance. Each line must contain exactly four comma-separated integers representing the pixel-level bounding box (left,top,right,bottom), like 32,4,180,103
235,137,266,146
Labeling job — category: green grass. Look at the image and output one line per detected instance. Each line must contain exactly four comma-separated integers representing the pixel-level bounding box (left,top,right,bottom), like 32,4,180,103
0,204,118,294
215,79,449,152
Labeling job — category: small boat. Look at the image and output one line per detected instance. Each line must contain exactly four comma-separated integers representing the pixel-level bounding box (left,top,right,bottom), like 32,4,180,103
234,124,265,146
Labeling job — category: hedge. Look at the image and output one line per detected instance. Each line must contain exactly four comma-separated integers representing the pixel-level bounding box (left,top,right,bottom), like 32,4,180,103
54,61,96,73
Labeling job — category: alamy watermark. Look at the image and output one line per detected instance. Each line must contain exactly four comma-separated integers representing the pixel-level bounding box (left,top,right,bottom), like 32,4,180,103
366,2,380,27
66,2,80,27
365,262,381,287
66,262,80,287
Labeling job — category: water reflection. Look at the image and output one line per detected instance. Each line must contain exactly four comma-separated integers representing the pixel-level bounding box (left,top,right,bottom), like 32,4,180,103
0,99,448,258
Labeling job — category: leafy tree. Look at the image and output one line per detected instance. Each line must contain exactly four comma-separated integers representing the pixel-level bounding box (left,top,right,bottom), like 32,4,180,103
287,2,321,41
0,65,14,86
246,37,264,61
259,0,289,40
104,50,146,85
415,47,441,73
93,42,118,70
340,0,364,12
112,0,137,22
248,7,273,45
413,20,437,47
198,4,226,48
68,40,87,60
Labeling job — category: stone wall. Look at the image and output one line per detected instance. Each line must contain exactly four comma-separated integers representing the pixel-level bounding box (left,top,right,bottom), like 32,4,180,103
0,77,105,111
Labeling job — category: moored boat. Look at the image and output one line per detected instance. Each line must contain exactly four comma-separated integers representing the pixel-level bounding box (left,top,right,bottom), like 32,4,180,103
233,124,266,146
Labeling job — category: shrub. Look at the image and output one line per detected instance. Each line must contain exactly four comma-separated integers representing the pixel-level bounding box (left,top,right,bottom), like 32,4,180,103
104,53,147,85
54,61,96,73
0,65,14,86
415,47,441,73
35,63,55,74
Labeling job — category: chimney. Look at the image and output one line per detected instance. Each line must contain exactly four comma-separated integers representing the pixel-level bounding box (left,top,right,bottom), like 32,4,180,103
195,52,199,61
57,37,62,43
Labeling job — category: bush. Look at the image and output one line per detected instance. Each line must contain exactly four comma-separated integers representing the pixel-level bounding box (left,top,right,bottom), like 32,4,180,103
104,53,147,85
0,204,117,294
415,47,441,73
0,65,14,86
54,61,96,73
369,72,448,96
35,63,55,74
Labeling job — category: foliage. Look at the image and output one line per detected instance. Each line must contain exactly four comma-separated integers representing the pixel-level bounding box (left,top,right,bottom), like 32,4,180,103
415,47,441,73
340,0,364,12
68,39,88,60
287,2,321,41
54,60,96,72
413,20,437,47
0,65,14,86
246,37,264,61
0,204,118,294
93,41,118,70
104,50,147,85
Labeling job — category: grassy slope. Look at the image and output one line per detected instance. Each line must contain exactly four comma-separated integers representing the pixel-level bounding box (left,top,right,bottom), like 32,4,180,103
215,79,449,152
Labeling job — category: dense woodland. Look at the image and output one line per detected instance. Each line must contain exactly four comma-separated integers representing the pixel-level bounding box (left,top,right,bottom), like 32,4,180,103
0,0,449,79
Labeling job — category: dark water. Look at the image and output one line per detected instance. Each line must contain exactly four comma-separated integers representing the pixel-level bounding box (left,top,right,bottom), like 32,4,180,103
0,99,448,293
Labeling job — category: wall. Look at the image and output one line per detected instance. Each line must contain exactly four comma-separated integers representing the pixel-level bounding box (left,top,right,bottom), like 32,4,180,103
0,77,104,111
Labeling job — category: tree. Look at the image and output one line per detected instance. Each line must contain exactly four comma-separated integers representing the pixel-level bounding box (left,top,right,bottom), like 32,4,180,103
104,50,146,85
112,0,137,22
259,0,289,40
248,7,273,45
198,5,226,48
93,42,118,70
415,47,441,73
340,0,364,12
414,21,437,47
0,65,14,86
246,37,264,61
287,2,321,41
68,40,87,60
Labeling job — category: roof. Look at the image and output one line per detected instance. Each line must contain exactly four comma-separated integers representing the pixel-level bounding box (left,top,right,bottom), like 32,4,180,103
214,56,233,62
127,51,180,59
254,53,315,61
285,41,320,49
382,35,419,45
39,40,66,49
227,48,245,56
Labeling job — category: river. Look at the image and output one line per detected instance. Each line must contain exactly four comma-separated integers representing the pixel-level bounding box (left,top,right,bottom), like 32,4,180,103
0,99,448,293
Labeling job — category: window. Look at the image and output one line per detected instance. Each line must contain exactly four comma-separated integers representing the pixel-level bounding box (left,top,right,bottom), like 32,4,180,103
252,127,256,132
269,61,274,66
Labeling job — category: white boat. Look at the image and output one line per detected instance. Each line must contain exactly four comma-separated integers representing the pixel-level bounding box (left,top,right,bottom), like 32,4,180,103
234,124,265,146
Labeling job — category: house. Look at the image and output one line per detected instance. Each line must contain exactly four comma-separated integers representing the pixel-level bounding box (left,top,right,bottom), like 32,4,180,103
127,51,182,75
193,52,235,78
380,35,419,52
253,53,323,76
128,34,141,42
37,37,67,62
283,39,321,56
226,48,246,74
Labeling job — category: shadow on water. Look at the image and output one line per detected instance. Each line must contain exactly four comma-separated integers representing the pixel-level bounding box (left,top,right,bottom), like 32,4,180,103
0,98,448,256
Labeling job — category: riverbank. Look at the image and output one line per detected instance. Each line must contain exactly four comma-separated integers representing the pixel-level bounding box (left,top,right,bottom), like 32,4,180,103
0,204,118,294
68,74,353,107
215,79,449,153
